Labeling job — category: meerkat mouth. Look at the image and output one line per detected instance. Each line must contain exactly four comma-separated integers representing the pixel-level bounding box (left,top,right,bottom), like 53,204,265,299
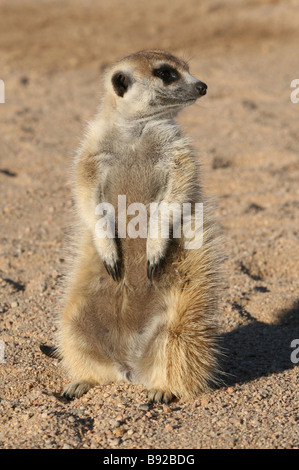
134,101,196,122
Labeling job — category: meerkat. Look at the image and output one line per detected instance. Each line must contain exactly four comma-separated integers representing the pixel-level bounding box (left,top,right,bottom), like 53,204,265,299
52,50,221,404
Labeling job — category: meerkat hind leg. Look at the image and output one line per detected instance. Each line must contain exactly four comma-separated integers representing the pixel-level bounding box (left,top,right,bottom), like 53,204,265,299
148,389,174,404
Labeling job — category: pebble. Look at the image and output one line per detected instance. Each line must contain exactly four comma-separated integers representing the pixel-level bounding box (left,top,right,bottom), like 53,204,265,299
109,418,120,427
108,437,121,446
113,428,124,437
165,424,173,432
201,397,209,407
138,403,149,411
229,418,240,426
62,443,73,449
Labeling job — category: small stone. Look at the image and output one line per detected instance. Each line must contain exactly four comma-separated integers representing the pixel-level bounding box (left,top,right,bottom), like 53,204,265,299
226,387,234,394
114,428,124,437
165,424,173,432
229,418,239,426
11,302,18,308
138,403,149,411
201,397,209,407
62,443,72,449
109,418,120,427
108,437,121,446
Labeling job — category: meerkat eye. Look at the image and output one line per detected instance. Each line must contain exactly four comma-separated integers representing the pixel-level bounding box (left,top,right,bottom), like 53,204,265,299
111,71,132,97
153,64,180,85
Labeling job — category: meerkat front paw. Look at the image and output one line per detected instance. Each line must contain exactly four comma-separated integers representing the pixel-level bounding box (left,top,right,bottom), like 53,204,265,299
102,256,121,281
147,258,162,280
94,238,121,281
146,238,167,280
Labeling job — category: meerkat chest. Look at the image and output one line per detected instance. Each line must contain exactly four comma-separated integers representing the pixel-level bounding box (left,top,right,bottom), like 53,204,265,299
103,147,168,207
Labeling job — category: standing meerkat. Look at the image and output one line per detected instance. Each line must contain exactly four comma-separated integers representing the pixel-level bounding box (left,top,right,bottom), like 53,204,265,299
53,50,221,404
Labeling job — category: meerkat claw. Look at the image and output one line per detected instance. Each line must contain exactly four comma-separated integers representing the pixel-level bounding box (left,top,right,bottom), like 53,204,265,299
114,260,121,281
103,260,121,281
147,260,160,280
148,389,173,404
62,381,93,400
40,344,60,359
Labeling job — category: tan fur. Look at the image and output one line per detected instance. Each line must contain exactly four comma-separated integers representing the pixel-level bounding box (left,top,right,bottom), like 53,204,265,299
57,50,222,402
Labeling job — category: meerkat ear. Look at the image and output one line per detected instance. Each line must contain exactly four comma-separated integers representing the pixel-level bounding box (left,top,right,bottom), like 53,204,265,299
111,71,132,97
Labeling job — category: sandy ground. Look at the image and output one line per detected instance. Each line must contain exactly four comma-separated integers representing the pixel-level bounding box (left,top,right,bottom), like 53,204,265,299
0,0,298,449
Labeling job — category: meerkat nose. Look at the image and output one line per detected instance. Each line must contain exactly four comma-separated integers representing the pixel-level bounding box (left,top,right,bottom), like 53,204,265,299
194,81,207,96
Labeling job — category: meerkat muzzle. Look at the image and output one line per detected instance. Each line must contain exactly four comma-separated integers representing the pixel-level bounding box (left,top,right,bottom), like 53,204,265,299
194,81,208,96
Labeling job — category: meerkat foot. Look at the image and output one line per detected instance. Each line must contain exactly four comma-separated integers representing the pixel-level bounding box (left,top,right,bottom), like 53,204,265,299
63,381,94,400
148,389,173,404
40,344,60,359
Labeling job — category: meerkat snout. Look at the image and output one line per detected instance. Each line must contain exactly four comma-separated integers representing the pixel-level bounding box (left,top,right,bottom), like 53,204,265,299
194,80,208,96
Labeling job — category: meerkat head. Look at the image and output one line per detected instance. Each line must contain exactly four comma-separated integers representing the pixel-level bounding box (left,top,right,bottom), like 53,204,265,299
104,50,207,121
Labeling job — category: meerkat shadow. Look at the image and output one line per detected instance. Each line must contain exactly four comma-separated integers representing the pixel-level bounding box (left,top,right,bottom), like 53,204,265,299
218,299,299,387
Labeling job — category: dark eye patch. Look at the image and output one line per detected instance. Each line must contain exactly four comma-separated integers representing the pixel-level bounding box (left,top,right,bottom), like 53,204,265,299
153,64,180,85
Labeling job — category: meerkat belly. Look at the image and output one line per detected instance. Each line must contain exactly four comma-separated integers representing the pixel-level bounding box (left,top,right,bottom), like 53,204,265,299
96,157,167,377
